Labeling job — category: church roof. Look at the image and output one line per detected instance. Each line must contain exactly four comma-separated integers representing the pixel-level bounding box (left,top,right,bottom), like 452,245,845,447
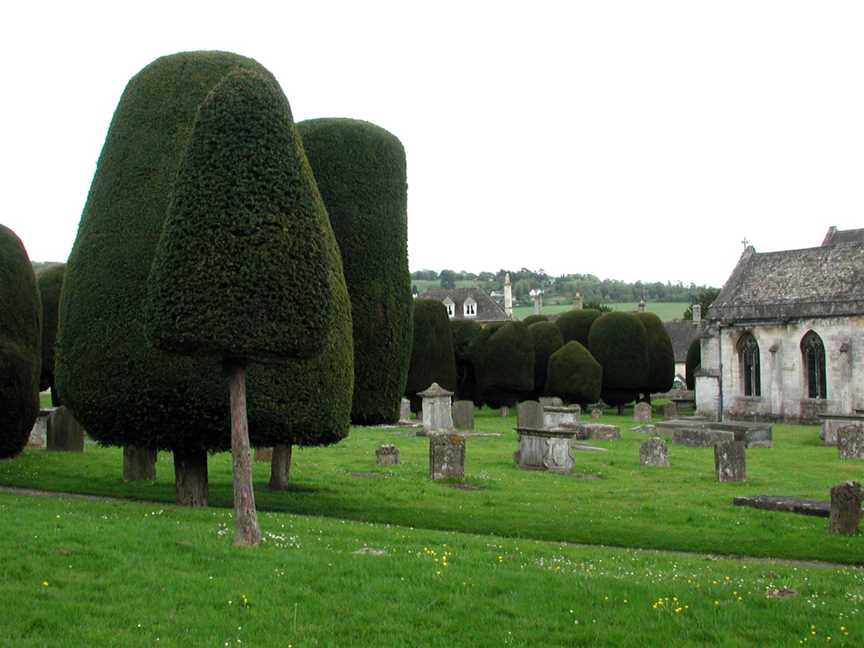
822,226,864,246
709,242,864,322
664,320,702,362
418,287,508,321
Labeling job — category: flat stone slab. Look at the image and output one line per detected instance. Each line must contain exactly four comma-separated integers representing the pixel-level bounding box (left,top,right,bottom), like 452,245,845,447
571,444,608,453
733,496,833,518
673,427,735,447
565,423,620,441
657,419,772,448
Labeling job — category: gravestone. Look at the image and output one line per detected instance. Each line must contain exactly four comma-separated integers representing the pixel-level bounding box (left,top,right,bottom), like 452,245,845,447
571,423,620,440
837,425,864,460
429,434,465,480
452,400,475,431
714,440,746,482
376,444,400,466
399,398,412,423
46,406,85,452
254,447,273,462
590,407,603,419
829,481,862,535
663,402,678,418
633,402,652,422
514,427,575,473
27,408,54,448
539,396,563,408
500,406,510,417
418,383,454,436
543,405,580,429
640,437,669,467
517,401,545,429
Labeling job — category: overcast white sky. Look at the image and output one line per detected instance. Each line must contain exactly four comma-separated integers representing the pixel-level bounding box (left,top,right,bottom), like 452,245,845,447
2,1,863,287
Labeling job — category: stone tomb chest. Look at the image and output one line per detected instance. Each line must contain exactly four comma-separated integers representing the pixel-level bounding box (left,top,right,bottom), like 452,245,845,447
543,405,581,429
514,426,576,473
656,418,772,448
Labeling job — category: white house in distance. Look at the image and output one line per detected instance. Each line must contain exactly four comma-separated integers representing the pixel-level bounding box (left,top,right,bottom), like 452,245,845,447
696,227,864,423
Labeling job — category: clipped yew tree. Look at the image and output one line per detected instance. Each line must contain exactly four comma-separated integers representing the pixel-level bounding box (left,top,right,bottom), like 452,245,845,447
56,52,280,504
545,341,602,405
636,312,675,401
471,321,534,408
0,225,41,458
450,319,482,403
37,264,65,405
405,300,457,411
587,312,648,412
297,118,411,425
685,338,701,390
146,69,339,547
522,314,548,326
556,308,602,347
527,321,564,398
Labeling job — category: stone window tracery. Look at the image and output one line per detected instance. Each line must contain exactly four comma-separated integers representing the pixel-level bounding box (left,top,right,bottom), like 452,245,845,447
738,333,761,397
801,331,827,399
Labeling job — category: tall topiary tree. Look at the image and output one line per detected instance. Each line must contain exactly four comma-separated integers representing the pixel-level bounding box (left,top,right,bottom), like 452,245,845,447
522,314,548,326
297,118,411,425
450,319,482,403
56,52,286,506
146,69,342,547
470,321,534,409
685,338,701,391
0,225,41,458
556,309,602,347
545,341,602,405
587,312,648,412
405,300,457,411
527,321,564,398
37,264,65,406
635,312,675,401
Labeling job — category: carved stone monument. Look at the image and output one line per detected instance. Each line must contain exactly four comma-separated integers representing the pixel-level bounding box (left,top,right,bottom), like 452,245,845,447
539,396,563,408
714,440,746,482
633,402,652,422
830,481,862,535
429,434,465,480
837,425,864,460
418,383,454,437
46,406,85,452
640,437,669,467
517,400,544,430
543,405,580,429
376,444,400,466
399,398,413,424
452,400,475,431
662,402,678,418
514,427,575,473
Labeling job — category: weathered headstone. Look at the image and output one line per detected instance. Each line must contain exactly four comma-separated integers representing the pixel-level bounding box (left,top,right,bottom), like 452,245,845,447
27,408,54,449
544,405,581,429
517,401,545,429
254,447,273,462
123,446,157,481
633,402,652,422
662,402,678,418
500,406,510,417
452,400,475,431
46,406,85,452
515,428,575,473
590,407,603,419
429,434,465,480
376,444,400,466
399,398,412,423
539,396,564,408
837,425,864,460
714,440,746,482
640,437,669,467
829,481,862,535
418,383,454,436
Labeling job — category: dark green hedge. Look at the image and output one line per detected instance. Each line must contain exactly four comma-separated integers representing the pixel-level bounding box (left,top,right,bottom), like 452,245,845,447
470,321,534,408
545,341,602,405
686,338,701,391
57,51,350,454
556,309,602,347
405,300,457,406
522,314,548,326
0,225,41,458
297,118,411,425
450,319,482,403
587,312,648,407
37,264,64,403
636,312,674,395
527,321,563,398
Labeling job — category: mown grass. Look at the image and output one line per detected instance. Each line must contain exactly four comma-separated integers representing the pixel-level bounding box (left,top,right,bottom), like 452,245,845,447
1,491,862,647
3,408,862,566
513,302,688,321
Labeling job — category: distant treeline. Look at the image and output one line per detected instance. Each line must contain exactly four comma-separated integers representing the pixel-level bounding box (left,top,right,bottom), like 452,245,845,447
411,268,717,305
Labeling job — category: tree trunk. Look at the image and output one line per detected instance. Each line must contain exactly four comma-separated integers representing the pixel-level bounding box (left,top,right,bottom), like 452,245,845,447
268,444,292,490
123,445,157,481
228,363,261,547
173,447,208,506
617,404,625,415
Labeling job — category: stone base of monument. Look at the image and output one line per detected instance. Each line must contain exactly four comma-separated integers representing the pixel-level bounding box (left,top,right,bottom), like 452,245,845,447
514,427,576,473
46,406,85,452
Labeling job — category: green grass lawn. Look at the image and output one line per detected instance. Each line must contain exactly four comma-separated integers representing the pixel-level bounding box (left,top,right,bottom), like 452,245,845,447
513,302,688,321
3,409,862,566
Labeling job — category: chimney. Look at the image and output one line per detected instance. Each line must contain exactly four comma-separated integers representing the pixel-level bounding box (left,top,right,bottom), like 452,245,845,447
503,273,513,319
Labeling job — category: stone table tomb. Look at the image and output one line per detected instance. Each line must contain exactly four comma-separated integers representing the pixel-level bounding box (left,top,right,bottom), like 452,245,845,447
514,427,576,473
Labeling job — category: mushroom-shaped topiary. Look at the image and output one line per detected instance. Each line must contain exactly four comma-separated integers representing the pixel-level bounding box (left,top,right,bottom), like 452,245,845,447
556,309,602,347
545,341,602,406
470,321,534,409
685,338,701,391
37,264,65,405
636,312,675,400
527,321,564,398
450,319,482,403
145,69,341,546
521,314,548,326
588,312,648,411
0,224,41,458
297,118,412,425
405,300,457,412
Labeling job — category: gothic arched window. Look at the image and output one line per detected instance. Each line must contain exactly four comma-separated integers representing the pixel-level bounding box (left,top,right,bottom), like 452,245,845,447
801,331,827,399
738,333,761,397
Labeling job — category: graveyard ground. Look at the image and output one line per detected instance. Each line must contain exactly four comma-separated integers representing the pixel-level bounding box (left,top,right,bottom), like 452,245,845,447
1,408,862,646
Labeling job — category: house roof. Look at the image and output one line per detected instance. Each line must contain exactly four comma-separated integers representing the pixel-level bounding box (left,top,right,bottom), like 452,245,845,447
418,287,509,321
664,320,701,362
709,242,864,322
822,226,864,246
